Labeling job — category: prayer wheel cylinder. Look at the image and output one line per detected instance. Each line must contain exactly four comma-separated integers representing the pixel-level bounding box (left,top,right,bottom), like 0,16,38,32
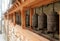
32,14,38,29
37,13,47,30
47,12,59,33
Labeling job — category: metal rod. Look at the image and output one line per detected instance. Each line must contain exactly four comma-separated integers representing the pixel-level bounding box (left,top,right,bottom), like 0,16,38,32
53,3,55,12
35,8,36,14
42,6,43,13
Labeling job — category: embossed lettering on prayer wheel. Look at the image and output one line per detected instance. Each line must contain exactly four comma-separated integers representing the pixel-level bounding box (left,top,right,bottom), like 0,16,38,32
47,12,59,33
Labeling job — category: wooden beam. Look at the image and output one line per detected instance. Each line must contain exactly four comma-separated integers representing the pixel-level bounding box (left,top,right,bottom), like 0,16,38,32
31,0,60,8
6,0,60,15
16,0,21,6
15,3,19,7
23,0,43,8
14,3,17,8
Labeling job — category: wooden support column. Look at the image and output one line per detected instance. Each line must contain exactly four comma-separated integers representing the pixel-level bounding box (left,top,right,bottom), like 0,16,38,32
59,12,60,40
9,14,11,20
30,8,34,30
13,13,16,25
7,14,9,20
59,12,60,34
21,9,26,29
10,14,13,22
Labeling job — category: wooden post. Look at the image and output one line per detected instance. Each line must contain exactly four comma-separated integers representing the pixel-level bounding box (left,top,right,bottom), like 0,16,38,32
13,13,16,25
9,14,11,20
7,14,9,20
10,14,13,22
7,15,8,19
59,12,60,34
21,9,26,29
30,8,34,30
59,12,60,40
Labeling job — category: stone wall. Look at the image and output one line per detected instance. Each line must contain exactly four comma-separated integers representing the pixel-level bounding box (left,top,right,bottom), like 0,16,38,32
4,19,49,41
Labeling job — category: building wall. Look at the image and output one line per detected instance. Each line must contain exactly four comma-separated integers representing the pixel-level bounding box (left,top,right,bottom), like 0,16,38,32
4,1,60,41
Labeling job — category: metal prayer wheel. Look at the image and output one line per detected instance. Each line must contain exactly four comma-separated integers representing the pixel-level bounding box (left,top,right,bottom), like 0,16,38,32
15,13,21,25
18,15,21,25
32,13,38,29
47,11,59,33
37,13,47,30
32,8,38,29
